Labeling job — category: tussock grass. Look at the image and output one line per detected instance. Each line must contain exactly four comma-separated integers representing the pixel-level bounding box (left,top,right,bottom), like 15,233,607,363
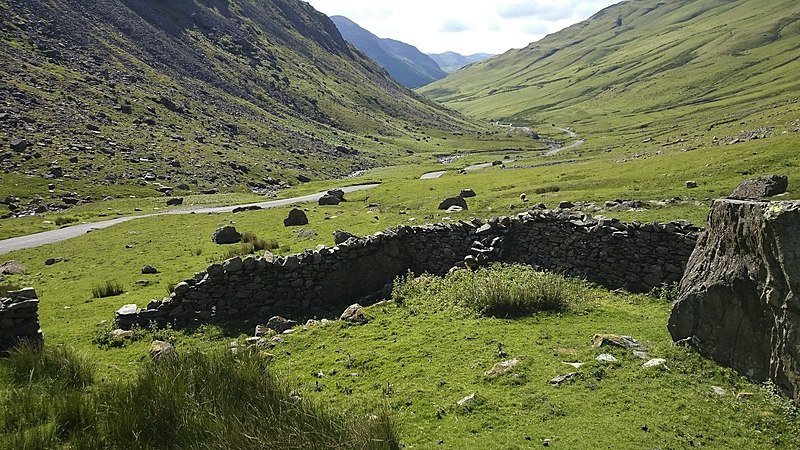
0,345,399,450
533,185,561,194
91,281,124,298
53,216,78,226
8,344,94,389
219,232,280,260
394,264,589,317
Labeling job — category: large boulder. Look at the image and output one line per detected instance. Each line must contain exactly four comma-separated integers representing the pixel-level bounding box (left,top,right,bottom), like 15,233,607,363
668,199,800,403
318,194,341,206
211,226,242,244
284,208,308,227
0,260,27,275
438,196,468,211
729,174,788,199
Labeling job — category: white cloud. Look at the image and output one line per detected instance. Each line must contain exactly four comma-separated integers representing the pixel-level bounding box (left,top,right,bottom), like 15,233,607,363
304,0,621,54
440,18,473,33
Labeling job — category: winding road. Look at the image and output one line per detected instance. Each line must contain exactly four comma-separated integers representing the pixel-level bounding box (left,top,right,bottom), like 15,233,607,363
420,125,583,179
0,184,379,255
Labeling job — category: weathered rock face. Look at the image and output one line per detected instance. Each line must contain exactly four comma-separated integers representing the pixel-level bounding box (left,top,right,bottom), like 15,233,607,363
669,199,800,403
729,174,788,200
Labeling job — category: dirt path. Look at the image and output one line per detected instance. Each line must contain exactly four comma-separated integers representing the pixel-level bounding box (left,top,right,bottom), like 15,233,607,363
0,184,379,255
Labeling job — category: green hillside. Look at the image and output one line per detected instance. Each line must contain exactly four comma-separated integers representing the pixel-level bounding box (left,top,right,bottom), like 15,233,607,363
0,0,474,211
420,0,800,135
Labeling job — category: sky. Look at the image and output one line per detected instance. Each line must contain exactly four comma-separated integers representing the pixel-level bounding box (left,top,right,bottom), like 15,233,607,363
304,0,621,55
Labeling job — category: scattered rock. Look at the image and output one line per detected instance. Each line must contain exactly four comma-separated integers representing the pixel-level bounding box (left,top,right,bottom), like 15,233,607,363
212,226,242,244
592,334,642,349
438,196,468,210
141,265,159,274
711,386,727,396
166,197,183,206
446,205,464,213
485,358,521,375
265,316,298,334
111,329,134,340
327,189,346,201
642,358,668,369
318,194,341,205
729,175,788,199
44,258,58,266
10,138,29,152
232,205,262,213
596,354,618,363
296,229,317,239
284,208,308,227
460,189,476,198
558,201,574,209
340,303,368,324
550,372,577,386
686,180,698,189
0,260,27,275
296,174,311,183
333,229,358,245
736,392,755,401
457,393,476,406
562,362,584,369
632,351,649,360
149,340,176,362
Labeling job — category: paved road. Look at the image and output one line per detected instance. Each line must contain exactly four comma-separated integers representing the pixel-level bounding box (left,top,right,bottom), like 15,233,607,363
0,184,379,255
419,171,447,179
544,127,584,157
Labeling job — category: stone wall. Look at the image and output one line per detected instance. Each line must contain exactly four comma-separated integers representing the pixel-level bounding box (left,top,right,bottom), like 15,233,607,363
117,209,700,329
1,288,44,355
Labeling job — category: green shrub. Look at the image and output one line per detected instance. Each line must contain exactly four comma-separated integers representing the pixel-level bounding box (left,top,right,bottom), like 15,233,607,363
91,281,124,298
0,283,21,297
54,216,79,226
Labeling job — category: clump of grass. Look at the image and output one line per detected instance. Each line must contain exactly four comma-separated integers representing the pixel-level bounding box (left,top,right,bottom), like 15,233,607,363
649,282,679,302
91,281,124,298
241,231,279,251
533,185,560,194
0,346,399,449
8,344,95,389
0,282,22,297
218,232,280,260
54,216,79,226
395,264,588,317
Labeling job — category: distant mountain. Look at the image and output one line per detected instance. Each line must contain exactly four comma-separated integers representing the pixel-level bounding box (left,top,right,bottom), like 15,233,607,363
331,16,447,88
427,52,495,73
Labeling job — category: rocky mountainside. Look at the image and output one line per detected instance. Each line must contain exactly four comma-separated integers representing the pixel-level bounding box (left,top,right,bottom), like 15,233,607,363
427,52,494,73
330,16,447,88
420,0,800,130
0,0,471,211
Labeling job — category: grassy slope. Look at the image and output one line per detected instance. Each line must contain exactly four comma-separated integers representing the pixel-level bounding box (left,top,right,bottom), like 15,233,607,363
419,0,800,135
0,0,477,207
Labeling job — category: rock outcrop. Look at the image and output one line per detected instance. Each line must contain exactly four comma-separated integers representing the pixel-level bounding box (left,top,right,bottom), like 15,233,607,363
669,199,800,403
729,174,788,199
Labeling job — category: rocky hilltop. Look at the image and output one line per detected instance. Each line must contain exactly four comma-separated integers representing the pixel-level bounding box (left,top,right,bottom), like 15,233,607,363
0,0,471,207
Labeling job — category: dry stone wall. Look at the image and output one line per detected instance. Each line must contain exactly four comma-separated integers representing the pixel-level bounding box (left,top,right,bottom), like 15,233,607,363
1,288,44,355
117,209,700,329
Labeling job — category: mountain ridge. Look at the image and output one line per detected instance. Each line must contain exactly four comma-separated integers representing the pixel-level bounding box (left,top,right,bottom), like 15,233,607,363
0,0,473,209
419,0,800,135
427,52,495,73
330,15,447,88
